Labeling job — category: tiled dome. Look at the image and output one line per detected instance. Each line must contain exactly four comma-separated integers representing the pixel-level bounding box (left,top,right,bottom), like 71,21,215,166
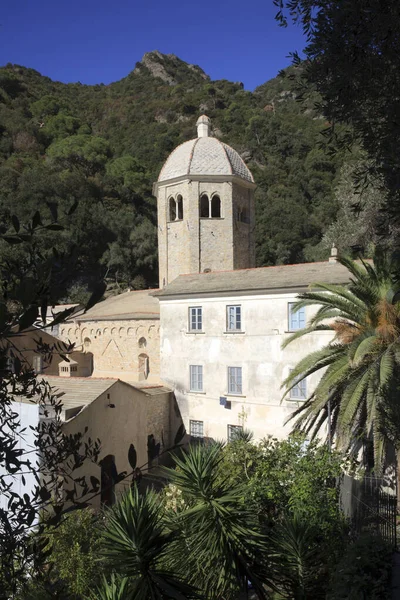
157,117,254,184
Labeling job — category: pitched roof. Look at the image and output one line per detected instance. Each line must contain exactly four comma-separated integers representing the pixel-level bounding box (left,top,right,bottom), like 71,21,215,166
124,382,172,396
75,289,160,322
40,375,117,410
39,377,172,412
155,261,353,298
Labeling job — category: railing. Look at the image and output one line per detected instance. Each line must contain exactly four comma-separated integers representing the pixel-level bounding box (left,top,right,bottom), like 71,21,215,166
341,474,397,549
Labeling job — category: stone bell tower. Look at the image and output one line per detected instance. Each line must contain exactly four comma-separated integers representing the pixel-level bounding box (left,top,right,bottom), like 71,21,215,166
153,116,256,288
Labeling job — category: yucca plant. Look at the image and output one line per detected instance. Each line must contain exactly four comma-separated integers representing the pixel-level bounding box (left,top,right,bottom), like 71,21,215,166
100,485,199,599
95,575,130,600
282,252,400,468
268,513,323,600
164,442,269,599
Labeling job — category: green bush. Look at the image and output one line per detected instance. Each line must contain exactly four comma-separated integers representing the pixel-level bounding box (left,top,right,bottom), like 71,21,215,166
328,533,392,600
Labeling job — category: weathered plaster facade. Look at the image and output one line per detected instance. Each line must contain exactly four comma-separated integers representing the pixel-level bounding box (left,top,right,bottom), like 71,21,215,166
61,380,174,508
158,291,334,441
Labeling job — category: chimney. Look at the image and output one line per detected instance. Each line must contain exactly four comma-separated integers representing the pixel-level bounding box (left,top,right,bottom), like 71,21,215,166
329,243,339,264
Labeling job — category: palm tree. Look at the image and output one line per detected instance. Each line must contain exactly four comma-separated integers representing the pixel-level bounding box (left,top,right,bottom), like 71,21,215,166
164,442,268,599
99,444,268,599
100,485,199,599
268,513,323,600
282,253,400,468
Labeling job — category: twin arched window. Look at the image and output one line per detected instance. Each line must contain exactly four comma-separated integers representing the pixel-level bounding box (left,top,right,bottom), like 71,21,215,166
169,195,183,221
200,194,221,218
169,193,222,220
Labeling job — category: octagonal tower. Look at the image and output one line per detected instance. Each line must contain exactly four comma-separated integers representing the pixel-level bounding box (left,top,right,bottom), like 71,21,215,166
153,116,256,288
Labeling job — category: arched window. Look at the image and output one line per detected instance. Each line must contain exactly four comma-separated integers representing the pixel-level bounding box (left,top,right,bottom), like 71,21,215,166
176,195,183,220
211,195,221,218
169,197,176,221
200,194,209,218
138,337,147,348
138,353,150,380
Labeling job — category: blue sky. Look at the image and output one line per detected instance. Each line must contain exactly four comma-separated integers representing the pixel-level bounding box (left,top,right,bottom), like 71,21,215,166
1,0,306,90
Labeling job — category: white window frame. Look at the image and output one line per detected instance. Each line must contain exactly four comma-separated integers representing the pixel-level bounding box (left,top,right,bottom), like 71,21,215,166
227,424,243,442
288,303,306,331
227,305,242,331
189,306,202,331
289,371,307,400
190,365,203,392
33,355,43,374
190,420,204,438
227,366,242,395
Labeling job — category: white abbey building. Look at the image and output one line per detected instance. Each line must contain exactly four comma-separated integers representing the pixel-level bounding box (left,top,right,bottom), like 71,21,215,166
6,115,355,509
153,116,350,442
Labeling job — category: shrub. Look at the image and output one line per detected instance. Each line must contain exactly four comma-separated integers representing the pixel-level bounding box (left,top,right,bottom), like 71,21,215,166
328,533,392,600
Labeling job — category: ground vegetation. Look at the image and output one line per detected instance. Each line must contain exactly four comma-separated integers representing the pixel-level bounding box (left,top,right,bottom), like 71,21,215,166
0,52,355,298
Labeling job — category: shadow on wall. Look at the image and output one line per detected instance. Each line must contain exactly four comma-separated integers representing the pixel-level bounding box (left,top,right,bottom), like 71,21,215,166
97,392,186,505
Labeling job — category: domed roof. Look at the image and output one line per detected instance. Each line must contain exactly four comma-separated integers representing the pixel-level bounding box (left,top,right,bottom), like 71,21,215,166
157,116,254,184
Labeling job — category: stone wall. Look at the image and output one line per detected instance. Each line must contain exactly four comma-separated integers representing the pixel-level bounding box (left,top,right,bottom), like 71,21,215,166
157,178,255,286
232,183,255,269
59,318,160,382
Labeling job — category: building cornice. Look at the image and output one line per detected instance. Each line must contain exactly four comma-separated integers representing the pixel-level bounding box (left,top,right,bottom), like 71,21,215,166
153,174,257,195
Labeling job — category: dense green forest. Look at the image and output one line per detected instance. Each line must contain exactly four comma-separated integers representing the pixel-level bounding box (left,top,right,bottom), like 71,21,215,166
0,51,350,299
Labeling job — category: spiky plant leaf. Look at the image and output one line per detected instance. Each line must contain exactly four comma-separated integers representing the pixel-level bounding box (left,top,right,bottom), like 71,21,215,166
163,443,268,599
283,253,400,470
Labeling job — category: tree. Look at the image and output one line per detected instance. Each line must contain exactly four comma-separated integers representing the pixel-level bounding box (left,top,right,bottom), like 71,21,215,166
0,210,105,597
46,509,103,598
219,434,343,528
46,135,111,176
282,253,400,468
100,443,268,600
268,513,324,600
101,486,199,599
320,163,387,257
274,0,400,225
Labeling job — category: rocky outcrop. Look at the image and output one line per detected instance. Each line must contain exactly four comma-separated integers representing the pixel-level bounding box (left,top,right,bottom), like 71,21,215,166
139,51,176,85
133,51,209,86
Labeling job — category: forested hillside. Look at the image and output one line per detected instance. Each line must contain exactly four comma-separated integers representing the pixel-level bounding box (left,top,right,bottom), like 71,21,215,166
0,51,348,299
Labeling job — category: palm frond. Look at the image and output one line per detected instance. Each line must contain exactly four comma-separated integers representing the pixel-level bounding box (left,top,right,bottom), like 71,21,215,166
282,324,332,349
352,335,378,365
283,252,400,469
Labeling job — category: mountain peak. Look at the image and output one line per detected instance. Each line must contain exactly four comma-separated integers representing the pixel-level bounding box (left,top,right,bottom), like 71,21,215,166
133,51,209,85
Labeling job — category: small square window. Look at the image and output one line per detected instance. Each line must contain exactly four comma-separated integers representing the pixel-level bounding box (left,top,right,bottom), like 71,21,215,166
289,371,307,400
227,424,243,442
190,420,204,438
189,307,202,331
227,305,241,331
190,365,203,392
288,303,305,331
228,367,242,395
